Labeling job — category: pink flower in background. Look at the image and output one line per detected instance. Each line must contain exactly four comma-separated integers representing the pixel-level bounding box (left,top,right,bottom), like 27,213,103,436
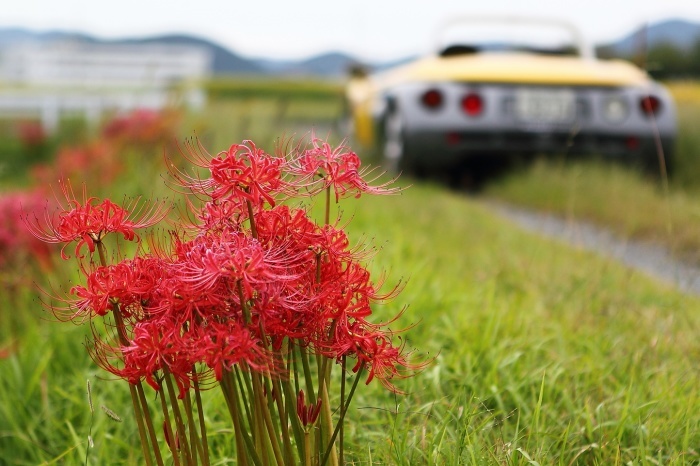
0,189,54,270
24,180,170,259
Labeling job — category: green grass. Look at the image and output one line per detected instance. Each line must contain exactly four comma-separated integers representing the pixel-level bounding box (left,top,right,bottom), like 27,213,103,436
3,92,700,464
483,159,700,261
482,80,700,262
3,176,700,464
204,77,344,102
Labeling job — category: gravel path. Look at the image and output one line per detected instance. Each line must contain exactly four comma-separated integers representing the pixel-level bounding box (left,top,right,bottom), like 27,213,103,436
489,201,700,295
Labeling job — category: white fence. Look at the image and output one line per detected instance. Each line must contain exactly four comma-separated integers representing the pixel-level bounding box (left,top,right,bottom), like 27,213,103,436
0,41,212,131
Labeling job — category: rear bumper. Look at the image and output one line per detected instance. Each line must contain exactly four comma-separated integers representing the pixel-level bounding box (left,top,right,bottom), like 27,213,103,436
402,129,674,169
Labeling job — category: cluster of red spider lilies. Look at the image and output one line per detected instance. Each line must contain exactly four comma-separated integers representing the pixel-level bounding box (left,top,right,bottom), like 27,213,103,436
24,136,425,466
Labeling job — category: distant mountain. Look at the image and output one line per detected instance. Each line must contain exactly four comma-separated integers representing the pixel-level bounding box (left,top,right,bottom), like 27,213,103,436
123,34,265,75
602,18,700,56
256,52,363,77
4,18,698,78
0,27,401,77
0,28,267,75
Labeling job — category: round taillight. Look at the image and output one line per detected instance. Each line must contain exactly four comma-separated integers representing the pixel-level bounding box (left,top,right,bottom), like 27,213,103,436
461,93,483,116
640,95,661,116
421,89,443,109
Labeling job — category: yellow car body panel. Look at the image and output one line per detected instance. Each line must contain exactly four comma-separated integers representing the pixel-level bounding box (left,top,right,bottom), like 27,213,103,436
379,53,650,87
348,52,655,147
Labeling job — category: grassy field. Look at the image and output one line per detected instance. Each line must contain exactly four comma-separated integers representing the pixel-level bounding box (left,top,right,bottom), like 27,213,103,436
2,78,700,465
483,80,700,262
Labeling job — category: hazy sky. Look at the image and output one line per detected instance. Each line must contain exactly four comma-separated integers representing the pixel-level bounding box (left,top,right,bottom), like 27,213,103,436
3,0,700,61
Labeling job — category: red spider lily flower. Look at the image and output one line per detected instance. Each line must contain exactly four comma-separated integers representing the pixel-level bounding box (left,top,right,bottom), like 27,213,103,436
67,256,172,322
176,228,283,298
109,317,196,397
197,320,272,381
169,139,288,209
288,136,401,201
328,321,424,393
296,389,322,428
24,180,170,259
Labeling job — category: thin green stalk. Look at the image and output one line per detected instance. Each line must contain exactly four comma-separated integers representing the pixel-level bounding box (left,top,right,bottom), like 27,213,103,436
114,306,155,466
325,185,331,226
250,374,270,466
163,371,194,465
129,383,155,466
96,241,158,466
319,382,338,466
183,389,205,465
85,380,94,466
321,365,365,466
290,342,300,397
247,199,258,239
136,381,165,466
270,376,296,464
234,368,254,428
226,371,263,466
252,373,284,466
339,356,346,466
280,373,305,461
192,373,211,466
298,346,316,404
304,430,312,466
220,373,248,466
158,383,182,466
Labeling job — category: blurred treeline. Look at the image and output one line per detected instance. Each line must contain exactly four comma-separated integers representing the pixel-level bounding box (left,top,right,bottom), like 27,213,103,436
598,39,700,79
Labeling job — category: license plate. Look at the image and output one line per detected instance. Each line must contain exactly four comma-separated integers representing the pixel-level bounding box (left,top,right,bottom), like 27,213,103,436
514,88,576,124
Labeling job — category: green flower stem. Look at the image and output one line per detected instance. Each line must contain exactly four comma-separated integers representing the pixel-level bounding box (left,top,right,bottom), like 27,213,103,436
298,346,316,404
319,382,338,466
279,374,304,461
128,383,155,466
96,240,158,466
235,368,254,427
252,372,284,466
163,371,194,465
290,342,300,397
304,429,312,466
325,185,331,226
183,389,206,465
136,381,165,466
229,372,264,466
231,368,269,465
339,356,346,466
112,304,155,466
321,365,365,466
157,383,182,466
250,375,269,465
220,373,249,466
237,280,252,325
269,373,295,465
192,374,211,466
246,199,258,239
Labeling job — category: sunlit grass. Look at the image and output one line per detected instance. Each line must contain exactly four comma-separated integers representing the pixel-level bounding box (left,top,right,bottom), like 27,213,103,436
481,80,700,262
2,89,700,464
483,158,700,264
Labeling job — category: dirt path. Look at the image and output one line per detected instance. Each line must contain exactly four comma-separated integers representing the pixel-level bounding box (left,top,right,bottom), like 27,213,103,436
488,201,700,295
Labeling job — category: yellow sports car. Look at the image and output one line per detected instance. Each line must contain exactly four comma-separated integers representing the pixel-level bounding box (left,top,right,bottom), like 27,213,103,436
346,16,676,179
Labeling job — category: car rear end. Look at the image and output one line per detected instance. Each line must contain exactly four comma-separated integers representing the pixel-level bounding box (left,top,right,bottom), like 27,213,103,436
391,80,676,174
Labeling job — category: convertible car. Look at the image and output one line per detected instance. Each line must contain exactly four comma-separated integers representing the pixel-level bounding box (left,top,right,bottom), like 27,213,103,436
345,16,677,179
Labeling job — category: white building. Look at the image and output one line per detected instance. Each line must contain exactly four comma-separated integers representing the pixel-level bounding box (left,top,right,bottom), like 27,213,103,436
0,41,212,131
